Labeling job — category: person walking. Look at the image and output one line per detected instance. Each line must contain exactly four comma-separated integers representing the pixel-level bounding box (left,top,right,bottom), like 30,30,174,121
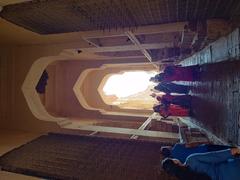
156,94,192,108
150,65,200,82
153,82,191,94
153,104,190,118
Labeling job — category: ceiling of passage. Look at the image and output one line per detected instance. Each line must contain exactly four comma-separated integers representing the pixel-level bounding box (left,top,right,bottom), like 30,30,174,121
0,0,31,6
0,0,239,34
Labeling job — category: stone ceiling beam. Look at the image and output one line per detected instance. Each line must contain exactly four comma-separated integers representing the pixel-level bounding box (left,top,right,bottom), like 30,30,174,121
78,43,173,53
82,22,187,39
130,114,153,139
64,124,179,139
125,31,153,63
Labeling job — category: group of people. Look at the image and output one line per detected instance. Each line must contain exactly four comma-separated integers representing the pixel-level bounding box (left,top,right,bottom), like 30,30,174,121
150,65,200,118
161,142,240,180
35,54,239,179
150,66,240,180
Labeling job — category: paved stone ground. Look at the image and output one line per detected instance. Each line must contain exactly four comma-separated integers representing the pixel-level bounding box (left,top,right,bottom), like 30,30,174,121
181,60,240,145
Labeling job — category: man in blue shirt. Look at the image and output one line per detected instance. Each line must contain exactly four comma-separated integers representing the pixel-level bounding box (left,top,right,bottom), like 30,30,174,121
161,142,231,163
162,147,240,180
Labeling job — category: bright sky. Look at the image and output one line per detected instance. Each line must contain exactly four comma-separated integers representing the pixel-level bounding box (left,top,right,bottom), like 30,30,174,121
103,71,156,98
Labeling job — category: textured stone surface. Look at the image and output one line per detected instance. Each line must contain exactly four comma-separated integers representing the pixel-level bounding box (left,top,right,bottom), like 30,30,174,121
180,61,240,145
0,133,175,180
1,0,240,34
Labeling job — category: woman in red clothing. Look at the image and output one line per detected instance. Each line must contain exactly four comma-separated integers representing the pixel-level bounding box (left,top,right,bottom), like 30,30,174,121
153,104,190,118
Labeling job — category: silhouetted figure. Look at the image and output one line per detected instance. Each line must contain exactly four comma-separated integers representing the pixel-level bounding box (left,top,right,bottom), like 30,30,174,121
36,70,49,94
153,104,189,118
154,82,191,94
156,94,192,108
150,65,200,82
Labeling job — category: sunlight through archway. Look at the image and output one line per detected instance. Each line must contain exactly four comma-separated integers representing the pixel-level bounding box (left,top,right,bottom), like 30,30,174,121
102,71,157,110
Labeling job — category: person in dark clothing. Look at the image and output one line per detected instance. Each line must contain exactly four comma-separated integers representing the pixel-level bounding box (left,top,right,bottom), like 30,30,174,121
150,65,200,83
162,158,211,180
156,94,192,108
154,82,191,94
165,65,200,81
36,70,49,94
